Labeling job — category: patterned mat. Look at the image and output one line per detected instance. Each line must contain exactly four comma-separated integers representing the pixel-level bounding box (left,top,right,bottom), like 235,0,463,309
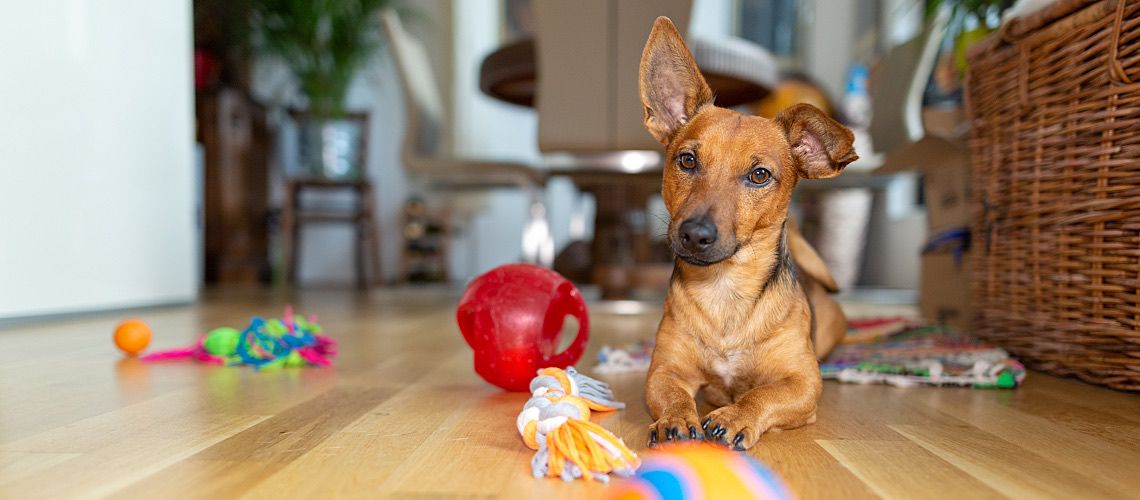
820,323,1025,389
594,319,1025,389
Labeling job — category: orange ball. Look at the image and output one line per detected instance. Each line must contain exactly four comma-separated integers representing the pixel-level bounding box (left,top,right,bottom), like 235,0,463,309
114,319,152,356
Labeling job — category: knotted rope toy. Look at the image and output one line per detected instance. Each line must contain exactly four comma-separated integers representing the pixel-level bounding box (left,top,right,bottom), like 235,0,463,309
517,367,639,482
140,306,336,369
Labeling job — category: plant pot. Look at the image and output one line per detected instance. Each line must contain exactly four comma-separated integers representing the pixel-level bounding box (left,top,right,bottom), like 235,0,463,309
297,117,364,180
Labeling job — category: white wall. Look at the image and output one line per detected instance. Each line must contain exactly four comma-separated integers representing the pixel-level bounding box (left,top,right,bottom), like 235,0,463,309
799,0,859,100
691,0,738,38
0,0,197,318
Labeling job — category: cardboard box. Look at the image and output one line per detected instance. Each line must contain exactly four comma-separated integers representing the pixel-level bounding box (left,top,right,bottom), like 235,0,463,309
922,149,971,233
872,104,974,327
920,252,973,332
922,106,967,139
876,135,971,233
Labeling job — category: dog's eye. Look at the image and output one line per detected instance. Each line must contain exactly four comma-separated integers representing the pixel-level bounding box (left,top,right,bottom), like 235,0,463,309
677,152,697,170
748,167,772,186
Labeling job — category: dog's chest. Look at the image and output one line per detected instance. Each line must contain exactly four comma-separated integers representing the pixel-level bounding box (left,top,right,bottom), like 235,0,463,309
688,272,754,321
709,352,739,386
682,274,762,387
705,346,747,387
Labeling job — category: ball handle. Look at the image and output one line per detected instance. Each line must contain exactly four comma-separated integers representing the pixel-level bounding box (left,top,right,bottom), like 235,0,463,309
543,282,589,368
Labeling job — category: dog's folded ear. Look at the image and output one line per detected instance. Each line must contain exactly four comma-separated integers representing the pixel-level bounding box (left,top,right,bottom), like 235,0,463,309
775,103,858,179
639,17,713,144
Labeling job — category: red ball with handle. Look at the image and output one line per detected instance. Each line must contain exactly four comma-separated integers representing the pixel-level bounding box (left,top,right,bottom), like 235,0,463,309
457,264,589,391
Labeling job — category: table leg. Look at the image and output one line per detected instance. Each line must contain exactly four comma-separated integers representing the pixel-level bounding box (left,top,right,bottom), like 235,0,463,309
584,184,656,300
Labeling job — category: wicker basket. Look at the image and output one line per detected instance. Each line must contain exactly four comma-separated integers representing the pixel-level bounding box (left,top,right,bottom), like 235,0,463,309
966,0,1140,390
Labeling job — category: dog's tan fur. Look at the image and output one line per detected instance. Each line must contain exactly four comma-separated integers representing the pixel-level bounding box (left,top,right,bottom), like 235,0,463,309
640,17,856,450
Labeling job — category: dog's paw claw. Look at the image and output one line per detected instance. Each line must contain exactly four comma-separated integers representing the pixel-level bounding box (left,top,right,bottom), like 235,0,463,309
689,425,702,440
649,415,701,448
701,407,760,450
705,424,730,443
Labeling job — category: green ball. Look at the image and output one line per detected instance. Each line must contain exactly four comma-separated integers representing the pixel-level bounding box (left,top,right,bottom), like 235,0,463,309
203,327,241,356
284,350,305,367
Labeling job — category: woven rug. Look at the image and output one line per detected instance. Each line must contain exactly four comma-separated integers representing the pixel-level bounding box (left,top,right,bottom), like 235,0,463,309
821,322,1026,389
594,319,1026,389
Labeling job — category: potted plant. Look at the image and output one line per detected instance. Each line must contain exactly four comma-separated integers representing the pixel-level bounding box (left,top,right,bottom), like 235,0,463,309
250,0,396,179
926,0,1011,73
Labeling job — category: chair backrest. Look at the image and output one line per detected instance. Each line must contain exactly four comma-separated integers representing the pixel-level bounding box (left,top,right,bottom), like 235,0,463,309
379,9,444,163
533,0,693,153
869,5,952,153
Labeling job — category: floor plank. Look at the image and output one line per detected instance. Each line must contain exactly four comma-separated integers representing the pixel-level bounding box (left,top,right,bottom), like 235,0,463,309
817,440,1003,500
0,287,1138,499
2,410,266,498
893,423,1132,499
752,434,879,500
0,452,80,486
1017,374,1140,425
911,388,1140,495
244,353,496,498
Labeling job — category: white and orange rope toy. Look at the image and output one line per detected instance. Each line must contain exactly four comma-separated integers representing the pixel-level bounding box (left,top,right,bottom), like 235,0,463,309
516,367,640,482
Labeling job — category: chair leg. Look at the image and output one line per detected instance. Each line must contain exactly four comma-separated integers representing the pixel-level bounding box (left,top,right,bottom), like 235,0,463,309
283,181,299,284
354,220,367,290
587,184,636,300
520,186,554,266
361,182,382,287
353,186,367,289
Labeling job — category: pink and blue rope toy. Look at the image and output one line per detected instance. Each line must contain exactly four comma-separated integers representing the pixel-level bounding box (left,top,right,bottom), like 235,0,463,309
140,307,336,369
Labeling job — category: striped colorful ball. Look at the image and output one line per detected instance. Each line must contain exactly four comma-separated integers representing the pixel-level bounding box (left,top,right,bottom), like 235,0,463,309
608,443,794,500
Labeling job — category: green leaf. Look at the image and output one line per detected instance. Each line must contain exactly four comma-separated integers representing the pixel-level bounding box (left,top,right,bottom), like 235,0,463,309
249,0,399,117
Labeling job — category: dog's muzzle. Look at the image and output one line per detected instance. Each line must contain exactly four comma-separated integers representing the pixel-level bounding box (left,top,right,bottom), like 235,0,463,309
672,218,734,265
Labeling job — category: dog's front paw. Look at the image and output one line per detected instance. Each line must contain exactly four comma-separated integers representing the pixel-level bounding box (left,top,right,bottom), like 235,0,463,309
701,406,761,451
647,414,704,448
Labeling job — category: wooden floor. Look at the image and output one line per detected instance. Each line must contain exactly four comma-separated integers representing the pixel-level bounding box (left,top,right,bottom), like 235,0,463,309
1,287,1138,499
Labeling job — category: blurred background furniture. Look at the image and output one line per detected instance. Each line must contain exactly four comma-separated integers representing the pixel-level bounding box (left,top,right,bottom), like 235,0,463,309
868,5,973,328
282,177,380,288
282,175,382,289
198,87,273,284
480,0,778,298
531,0,777,153
381,9,554,266
399,197,451,283
281,111,383,289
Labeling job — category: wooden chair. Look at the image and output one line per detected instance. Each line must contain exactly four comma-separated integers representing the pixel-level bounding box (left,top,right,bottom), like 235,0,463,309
379,9,553,266
281,112,382,288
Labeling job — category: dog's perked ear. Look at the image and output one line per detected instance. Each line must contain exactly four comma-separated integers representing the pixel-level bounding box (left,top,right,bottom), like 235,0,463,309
774,103,858,179
639,16,714,144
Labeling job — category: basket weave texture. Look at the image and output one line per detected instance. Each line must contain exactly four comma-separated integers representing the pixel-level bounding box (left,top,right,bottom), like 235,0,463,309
966,0,1140,390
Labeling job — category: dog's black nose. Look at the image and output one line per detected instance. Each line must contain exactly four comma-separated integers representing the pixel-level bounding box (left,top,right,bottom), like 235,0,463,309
679,219,718,253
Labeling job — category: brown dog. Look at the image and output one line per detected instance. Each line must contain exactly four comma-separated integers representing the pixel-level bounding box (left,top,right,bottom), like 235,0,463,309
640,17,856,451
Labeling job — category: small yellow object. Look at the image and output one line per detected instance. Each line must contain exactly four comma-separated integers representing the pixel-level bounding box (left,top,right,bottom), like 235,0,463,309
517,367,639,481
754,80,833,119
114,319,152,356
